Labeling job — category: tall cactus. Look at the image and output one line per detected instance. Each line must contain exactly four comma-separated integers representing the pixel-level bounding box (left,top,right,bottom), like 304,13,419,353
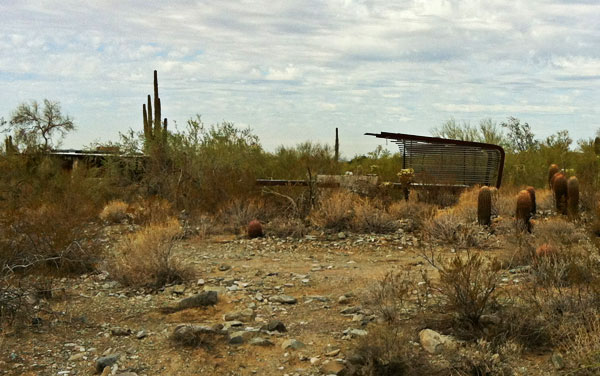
4,136,17,154
477,186,492,226
142,70,168,145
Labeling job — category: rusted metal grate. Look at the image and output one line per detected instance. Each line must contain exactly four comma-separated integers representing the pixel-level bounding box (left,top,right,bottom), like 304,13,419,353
366,132,505,188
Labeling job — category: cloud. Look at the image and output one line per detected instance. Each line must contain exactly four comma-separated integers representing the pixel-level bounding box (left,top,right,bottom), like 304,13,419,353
0,0,599,156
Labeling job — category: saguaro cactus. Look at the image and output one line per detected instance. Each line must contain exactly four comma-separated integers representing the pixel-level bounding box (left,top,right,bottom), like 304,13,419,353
142,70,168,145
553,173,568,215
567,176,579,218
516,190,533,232
548,164,559,188
477,186,492,226
526,186,536,216
334,128,339,162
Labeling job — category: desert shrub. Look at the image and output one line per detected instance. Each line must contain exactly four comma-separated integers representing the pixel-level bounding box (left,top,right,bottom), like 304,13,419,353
453,186,480,222
309,190,357,231
127,197,173,225
535,188,554,212
558,314,600,375
388,200,437,232
352,198,399,233
534,217,586,246
423,211,483,248
416,186,461,207
99,200,129,223
434,253,501,331
264,217,308,238
217,198,269,232
111,218,192,288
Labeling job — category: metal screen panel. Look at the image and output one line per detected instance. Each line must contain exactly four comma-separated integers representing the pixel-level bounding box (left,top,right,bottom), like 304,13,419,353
366,132,505,188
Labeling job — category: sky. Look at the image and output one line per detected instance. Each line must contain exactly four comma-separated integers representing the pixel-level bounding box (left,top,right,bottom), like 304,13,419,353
1,0,599,157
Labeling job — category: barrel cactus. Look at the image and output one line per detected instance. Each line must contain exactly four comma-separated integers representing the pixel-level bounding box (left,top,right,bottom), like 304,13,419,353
516,190,533,232
477,186,492,226
567,176,579,218
548,164,560,188
526,186,536,216
247,219,264,238
553,173,568,215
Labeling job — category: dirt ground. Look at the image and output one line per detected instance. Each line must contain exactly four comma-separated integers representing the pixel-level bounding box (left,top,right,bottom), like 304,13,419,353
0,228,557,376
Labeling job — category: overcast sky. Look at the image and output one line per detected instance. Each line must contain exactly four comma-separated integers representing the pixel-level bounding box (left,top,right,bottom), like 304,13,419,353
1,0,599,157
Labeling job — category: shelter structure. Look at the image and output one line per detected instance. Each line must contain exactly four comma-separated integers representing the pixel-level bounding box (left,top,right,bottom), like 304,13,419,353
365,132,505,188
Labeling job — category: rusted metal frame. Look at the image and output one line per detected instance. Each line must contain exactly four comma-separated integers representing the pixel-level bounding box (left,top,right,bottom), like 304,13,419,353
365,132,505,188
256,179,340,188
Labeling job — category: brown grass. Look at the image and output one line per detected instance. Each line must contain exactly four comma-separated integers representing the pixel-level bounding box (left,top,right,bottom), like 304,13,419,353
423,211,483,248
99,200,129,223
309,190,356,231
388,200,437,232
111,218,192,288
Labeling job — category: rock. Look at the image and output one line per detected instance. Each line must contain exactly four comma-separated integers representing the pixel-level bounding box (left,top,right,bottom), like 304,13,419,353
263,320,287,333
325,349,341,357
171,324,219,346
338,295,350,304
419,329,456,354
218,264,231,271
551,352,565,370
68,353,85,361
337,232,347,239
228,331,247,345
320,361,347,375
344,328,367,337
115,373,138,376
340,306,361,315
100,366,111,376
249,337,274,346
135,330,147,339
282,339,305,350
176,291,218,310
269,295,297,304
110,327,131,336
223,308,255,322
96,354,119,373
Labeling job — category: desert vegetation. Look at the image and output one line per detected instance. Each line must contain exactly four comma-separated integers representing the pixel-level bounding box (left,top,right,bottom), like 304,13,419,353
2,77,600,375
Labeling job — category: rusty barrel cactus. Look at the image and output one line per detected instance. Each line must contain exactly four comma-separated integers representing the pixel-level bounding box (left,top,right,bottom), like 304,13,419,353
567,176,579,218
548,164,560,188
247,219,264,238
477,186,492,226
553,173,568,215
525,186,536,216
516,190,533,232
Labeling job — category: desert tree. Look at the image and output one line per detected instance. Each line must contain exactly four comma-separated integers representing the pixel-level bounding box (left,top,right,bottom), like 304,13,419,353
6,99,75,151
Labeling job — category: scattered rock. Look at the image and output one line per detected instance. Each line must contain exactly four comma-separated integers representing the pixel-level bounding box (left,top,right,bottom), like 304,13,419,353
320,361,347,375
96,354,119,373
340,306,361,315
173,291,218,311
337,232,347,239
263,320,287,333
419,329,456,354
218,264,231,271
223,308,255,322
171,324,220,346
269,295,297,304
110,327,131,336
135,330,147,339
249,337,274,346
68,353,85,361
338,295,350,304
282,339,305,350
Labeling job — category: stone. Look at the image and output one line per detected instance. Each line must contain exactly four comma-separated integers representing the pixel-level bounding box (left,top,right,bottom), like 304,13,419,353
269,295,297,304
68,353,85,361
418,329,456,354
281,339,305,350
263,320,287,333
551,352,565,370
337,232,347,239
218,264,231,271
171,324,218,346
320,361,347,375
135,330,147,339
325,349,341,357
96,354,119,373
111,327,131,336
340,306,361,315
176,291,218,310
338,295,350,304
249,337,274,346
223,308,255,322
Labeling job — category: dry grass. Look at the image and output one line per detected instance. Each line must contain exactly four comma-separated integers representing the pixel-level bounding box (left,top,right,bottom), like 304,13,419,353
559,315,600,375
126,197,173,225
309,190,357,231
111,218,192,288
388,200,437,232
536,188,554,212
534,217,586,246
352,198,399,233
423,210,483,248
99,200,129,223
264,217,308,238
453,186,480,222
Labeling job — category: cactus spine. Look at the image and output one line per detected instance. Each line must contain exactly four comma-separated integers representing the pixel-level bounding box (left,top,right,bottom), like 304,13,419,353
548,164,559,189
142,70,168,145
553,173,568,215
516,190,533,232
477,186,492,226
526,186,536,216
567,176,579,218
